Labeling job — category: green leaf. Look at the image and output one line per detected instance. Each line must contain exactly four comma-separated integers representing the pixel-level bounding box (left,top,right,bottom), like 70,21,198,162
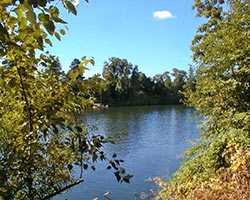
67,164,73,171
45,39,52,47
60,29,66,35
53,16,68,24
14,7,23,18
83,164,88,169
90,59,95,65
3,0,13,5
67,70,79,80
44,20,55,35
36,36,44,50
106,166,112,170
39,14,55,35
7,78,17,88
0,23,9,40
114,171,121,182
14,49,26,55
91,165,96,171
123,177,130,183
78,63,87,74
120,168,126,174
0,75,4,87
36,0,47,7
54,32,61,41
114,159,120,165
64,1,77,15
26,10,36,23
23,1,33,11
110,160,118,170
38,13,48,22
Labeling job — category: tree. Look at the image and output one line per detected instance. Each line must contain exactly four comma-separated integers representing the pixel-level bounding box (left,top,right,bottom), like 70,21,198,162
86,73,107,103
183,65,196,93
152,72,171,104
162,71,172,89
103,57,132,102
69,58,85,81
0,1,131,199
137,72,155,103
171,68,187,91
100,60,188,106
128,65,141,100
157,0,250,199
170,68,187,104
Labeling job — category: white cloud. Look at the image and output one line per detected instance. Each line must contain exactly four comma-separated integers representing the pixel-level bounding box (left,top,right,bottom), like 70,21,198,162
153,11,176,19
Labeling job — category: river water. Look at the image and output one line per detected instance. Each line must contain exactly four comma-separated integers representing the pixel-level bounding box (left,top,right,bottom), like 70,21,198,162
55,105,200,200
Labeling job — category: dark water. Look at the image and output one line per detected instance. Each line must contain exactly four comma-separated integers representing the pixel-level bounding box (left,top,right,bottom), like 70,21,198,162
55,105,200,200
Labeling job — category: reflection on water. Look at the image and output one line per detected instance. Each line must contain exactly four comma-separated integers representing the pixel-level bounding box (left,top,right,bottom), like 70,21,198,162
55,105,200,200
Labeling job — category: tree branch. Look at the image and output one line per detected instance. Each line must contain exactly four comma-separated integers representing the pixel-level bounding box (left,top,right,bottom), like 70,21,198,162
17,66,34,198
41,179,84,200
17,67,33,132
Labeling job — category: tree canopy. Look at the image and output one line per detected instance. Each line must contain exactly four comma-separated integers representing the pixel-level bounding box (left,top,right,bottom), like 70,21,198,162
89,57,190,106
157,0,250,199
0,1,131,199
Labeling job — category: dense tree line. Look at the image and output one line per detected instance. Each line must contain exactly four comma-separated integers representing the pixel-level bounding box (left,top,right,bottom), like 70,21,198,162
1,0,248,199
83,57,195,106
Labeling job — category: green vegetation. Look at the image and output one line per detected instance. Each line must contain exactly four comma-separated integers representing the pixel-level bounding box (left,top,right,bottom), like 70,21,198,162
156,0,250,199
0,1,131,199
87,57,191,106
1,0,249,199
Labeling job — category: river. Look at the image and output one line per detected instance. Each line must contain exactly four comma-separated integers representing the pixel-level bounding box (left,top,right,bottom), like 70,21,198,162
55,105,200,200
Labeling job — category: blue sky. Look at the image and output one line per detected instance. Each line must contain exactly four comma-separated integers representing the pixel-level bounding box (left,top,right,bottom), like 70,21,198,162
48,0,205,78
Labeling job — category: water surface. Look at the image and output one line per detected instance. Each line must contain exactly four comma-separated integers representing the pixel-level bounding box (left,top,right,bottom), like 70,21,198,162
55,105,200,200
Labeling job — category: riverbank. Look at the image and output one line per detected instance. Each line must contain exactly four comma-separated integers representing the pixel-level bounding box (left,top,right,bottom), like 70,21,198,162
98,99,183,107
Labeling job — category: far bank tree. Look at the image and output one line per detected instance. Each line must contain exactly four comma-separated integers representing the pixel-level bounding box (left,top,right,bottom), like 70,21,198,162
0,0,131,199
157,0,250,199
100,57,188,106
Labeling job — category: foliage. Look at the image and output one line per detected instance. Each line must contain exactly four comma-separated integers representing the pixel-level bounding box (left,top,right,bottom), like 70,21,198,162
0,0,131,199
95,57,189,106
156,0,250,199
102,57,132,102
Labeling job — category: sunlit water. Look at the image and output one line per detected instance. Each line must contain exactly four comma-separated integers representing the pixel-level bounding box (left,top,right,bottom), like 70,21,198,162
55,105,200,200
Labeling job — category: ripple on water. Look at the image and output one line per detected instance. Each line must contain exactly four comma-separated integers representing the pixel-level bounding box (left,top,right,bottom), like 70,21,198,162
55,105,201,200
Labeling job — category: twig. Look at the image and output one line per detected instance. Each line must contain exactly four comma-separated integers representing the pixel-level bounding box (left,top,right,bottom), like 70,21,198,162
17,66,33,133
41,179,84,200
